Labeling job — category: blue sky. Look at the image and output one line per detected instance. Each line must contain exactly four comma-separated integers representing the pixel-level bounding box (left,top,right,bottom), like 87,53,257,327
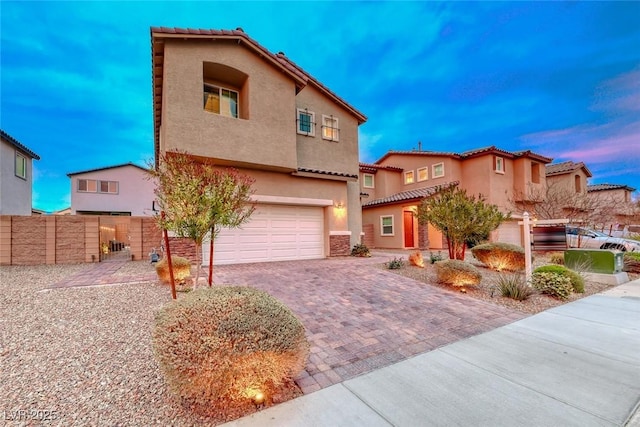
2,1,639,212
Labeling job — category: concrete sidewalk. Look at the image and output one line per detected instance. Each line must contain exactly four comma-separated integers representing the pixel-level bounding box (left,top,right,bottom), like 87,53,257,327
223,279,640,427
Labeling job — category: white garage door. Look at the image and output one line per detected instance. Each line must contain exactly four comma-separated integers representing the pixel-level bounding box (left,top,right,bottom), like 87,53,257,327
203,204,324,265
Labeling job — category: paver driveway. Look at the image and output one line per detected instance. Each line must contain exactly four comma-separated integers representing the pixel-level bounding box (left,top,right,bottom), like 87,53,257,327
212,252,527,394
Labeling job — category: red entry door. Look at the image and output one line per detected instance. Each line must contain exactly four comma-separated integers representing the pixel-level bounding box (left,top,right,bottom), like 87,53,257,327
403,211,414,248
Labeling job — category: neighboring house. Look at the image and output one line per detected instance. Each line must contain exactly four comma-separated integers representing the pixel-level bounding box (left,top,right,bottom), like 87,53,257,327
545,161,592,195
359,146,552,249
67,162,155,216
151,27,367,265
587,183,638,228
0,129,40,216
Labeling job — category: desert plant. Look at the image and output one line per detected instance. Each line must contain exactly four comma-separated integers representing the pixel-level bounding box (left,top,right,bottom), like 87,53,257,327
471,242,525,271
351,243,371,257
155,255,192,285
429,251,444,264
531,272,572,300
494,273,533,301
153,287,309,420
434,259,482,287
409,251,425,267
623,252,640,273
534,264,584,293
386,257,404,269
549,252,565,265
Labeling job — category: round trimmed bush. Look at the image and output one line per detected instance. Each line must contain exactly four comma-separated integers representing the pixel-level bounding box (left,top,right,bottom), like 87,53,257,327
624,253,640,273
155,255,192,285
471,243,525,271
534,264,584,293
531,272,572,300
434,259,482,286
153,287,309,419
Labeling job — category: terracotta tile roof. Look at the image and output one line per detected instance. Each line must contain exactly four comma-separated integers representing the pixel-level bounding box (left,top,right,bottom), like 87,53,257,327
375,146,551,165
359,162,404,173
545,161,593,177
151,27,367,161
363,181,458,207
296,168,358,180
587,183,636,192
0,129,40,160
67,162,149,177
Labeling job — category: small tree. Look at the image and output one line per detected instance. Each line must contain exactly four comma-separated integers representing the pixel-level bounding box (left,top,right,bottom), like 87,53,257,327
416,186,508,260
148,151,254,290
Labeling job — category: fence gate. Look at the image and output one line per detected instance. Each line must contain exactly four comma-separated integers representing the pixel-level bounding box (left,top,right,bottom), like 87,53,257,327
99,216,132,261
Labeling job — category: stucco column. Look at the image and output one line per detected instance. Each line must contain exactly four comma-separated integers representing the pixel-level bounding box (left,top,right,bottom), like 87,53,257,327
347,181,362,247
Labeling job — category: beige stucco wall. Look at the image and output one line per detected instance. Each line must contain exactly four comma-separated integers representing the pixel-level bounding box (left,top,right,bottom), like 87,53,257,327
377,154,463,191
460,155,514,212
362,203,421,249
513,157,547,200
160,40,298,170
0,140,34,215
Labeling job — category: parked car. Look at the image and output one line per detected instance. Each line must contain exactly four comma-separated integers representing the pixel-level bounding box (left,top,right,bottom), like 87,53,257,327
566,226,640,252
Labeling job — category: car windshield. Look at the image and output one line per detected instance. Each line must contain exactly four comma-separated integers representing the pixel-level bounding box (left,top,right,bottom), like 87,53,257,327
584,229,612,238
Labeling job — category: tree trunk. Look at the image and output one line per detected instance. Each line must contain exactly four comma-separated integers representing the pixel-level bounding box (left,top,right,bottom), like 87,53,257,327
208,233,214,287
193,241,202,289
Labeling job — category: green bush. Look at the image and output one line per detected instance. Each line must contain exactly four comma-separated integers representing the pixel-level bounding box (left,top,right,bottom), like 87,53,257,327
153,287,309,419
155,255,192,285
531,272,572,300
549,252,564,265
434,260,482,286
429,251,444,264
534,264,584,293
351,243,371,257
495,273,533,301
386,257,404,269
623,252,640,273
471,242,525,271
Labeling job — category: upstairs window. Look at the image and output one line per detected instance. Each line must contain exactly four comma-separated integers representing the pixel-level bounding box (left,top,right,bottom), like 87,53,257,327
531,162,541,184
417,167,428,182
78,179,118,194
495,156,505,174
321,115,339,141
203,84,238,118
100,180,118,194
15,152,26,179
404,171,415,184
432,162,444,178
574,175,581,193
297,108,315,136
363,173,375,188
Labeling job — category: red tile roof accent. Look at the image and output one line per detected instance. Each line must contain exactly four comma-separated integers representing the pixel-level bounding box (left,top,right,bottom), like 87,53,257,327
545,161,592,177
363,181,459,207
1,129,40,160
67,162,149,177
587,183,636,192
359,162,404,173
296,168,358,180
374,146,552,165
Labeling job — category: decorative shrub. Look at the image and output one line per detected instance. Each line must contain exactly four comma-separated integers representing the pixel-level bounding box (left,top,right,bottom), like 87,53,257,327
386,257,404,269
531,272,572,300
471,242,525,271
549,252,565,265
434,260,482,287
351,243,371,257
623,252,640,273
409,251,425,268
153,287,309,420
429,251,444,264
155,255,192,285
495,273,533,301
534,264,584,293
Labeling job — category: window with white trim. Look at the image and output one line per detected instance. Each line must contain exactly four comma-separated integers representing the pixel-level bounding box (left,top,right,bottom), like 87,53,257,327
321,115,339,141
432,162,444,178
203,83,238,118
381,215,394,236
297,108,315,136
417,167,428,182
363,173,375,188
78,179,118,194
404,170,415,184
495,156,505,174
15,152,26,179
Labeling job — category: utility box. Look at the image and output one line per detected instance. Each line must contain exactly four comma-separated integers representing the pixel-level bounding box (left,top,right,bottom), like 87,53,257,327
564,249,624,274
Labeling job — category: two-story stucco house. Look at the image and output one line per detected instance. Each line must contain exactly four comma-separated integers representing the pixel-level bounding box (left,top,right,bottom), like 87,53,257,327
359,146,552,249
0,129,41,215
151,27,367,265
67,162,155,216
587,183,638,229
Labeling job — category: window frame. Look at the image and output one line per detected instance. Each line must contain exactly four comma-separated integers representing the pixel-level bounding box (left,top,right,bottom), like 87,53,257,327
531,162,541,184
78,179,97,193
417,167,428,182
363,173,375,189
404,170,415,185
15,152,27,180
494,156,505,174
321,114,340,141
203,83,239,118
77,179,118,194
296,108,316,136
380,215,394,236
432,162,445,178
